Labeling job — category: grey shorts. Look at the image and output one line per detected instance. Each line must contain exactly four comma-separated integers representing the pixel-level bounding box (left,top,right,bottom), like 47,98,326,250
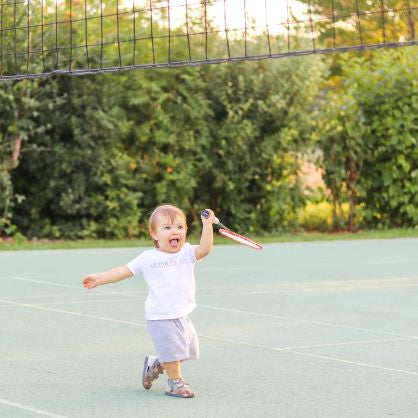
147,315,199,363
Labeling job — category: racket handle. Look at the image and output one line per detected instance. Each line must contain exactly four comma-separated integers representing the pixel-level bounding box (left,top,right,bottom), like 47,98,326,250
201,209,222,226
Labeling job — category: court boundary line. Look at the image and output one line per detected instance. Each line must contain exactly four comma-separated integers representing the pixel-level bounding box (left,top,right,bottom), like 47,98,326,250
1,298,417,377
277,337,414,350
0,293,84,300
198,258,418,271
197,304,418,339
4,277,418,339
192,276,418,290
0,398,66,418
6,258,417,280
199,334,418,376
0,299,147,328
33,297,142,306
8,275,418,298
284,350,418,376
3,281,418,303
0,296,141,307
197,283,418,297
10,276,145,297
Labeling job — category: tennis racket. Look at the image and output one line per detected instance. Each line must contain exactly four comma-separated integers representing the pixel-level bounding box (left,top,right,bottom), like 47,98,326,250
201,209,262,250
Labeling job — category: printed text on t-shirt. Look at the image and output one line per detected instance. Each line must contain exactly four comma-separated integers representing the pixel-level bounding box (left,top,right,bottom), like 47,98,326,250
150,257,188,269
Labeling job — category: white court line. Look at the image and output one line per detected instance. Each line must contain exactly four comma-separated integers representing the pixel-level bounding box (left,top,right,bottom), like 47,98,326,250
115,277,418,298
0,398,66,418
9,276,84,290
285,350,418,376
9,276,145,297
5,281,417,302
13,256,417,279
0,296,141,308
197,304,418,339
5,276,417,340
198,333,414,352
197,333,418,376
197,259,418,272
1,298,417,377
0,299,146,328
194,276,418,291
36,297,141,306
8,275,418,297
277,336,413,350
0,293,84,300
198,283,418,297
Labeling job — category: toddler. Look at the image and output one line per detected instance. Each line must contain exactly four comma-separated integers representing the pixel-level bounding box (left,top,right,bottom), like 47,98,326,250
82,204,215,398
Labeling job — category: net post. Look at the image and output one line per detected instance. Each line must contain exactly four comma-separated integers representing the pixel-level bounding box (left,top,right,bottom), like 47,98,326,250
84,0,90,70
54,0,58,69
149,0,155,65
117,0,122,67
355,0,364,47
1,0,4,77
100,0,104,69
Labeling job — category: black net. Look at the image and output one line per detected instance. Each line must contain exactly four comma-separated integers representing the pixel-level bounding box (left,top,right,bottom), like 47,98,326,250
0,0,417,80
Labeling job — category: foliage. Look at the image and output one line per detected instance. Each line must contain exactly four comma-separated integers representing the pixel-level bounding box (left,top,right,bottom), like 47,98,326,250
3,49,326,238
298,0,416,49
1,1,417,238
0,80,40,235
106,53,326,236
298,201,350,231
11,76,141,239
117,66,212,234
196,56,326,233
352,49,418,227
314,48,418,229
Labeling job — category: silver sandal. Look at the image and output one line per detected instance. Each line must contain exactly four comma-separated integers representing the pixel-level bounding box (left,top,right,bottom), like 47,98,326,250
165,378,195,398
142,355,163,390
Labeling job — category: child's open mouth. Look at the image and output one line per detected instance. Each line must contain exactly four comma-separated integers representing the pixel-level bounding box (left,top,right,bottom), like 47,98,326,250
170,238,179,248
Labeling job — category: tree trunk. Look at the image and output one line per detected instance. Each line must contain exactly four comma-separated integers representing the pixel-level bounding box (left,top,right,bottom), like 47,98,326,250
2,134,22,172
407,3,415,41
1,134,22,228
330,185,339,230
11,135,22,169
347,167,358,232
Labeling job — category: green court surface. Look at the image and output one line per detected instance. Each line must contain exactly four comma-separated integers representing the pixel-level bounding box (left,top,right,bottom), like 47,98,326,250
1,239,417,417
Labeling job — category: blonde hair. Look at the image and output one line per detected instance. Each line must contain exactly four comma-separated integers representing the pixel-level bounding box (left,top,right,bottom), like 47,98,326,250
148,204,187,248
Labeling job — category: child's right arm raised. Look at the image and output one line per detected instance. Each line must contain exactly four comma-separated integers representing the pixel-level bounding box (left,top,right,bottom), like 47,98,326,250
82,266,133,289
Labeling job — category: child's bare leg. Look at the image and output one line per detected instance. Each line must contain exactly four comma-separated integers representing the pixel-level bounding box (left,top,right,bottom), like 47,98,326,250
162,361,182,380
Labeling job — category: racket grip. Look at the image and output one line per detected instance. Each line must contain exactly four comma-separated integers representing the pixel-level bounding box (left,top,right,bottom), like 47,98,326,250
201,209,220,224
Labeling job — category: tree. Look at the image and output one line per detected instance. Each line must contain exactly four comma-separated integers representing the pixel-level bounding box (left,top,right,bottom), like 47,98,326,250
314,48,418,229
195,53,327,232
0,81,40,235
12,75,141,239
298,0,416,49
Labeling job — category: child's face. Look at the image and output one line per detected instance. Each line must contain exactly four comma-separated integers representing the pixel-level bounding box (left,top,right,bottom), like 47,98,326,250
151,214,187,253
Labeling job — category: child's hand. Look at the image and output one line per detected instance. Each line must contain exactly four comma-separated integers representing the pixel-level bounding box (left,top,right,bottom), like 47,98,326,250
82,274,100,289
201,208,216,225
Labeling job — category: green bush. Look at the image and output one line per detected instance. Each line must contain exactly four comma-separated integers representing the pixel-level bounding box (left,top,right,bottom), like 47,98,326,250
298,200,366,231
314,49,418,229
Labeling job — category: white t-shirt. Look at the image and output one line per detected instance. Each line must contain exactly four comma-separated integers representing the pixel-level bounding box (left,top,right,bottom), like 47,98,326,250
126,243,198,320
